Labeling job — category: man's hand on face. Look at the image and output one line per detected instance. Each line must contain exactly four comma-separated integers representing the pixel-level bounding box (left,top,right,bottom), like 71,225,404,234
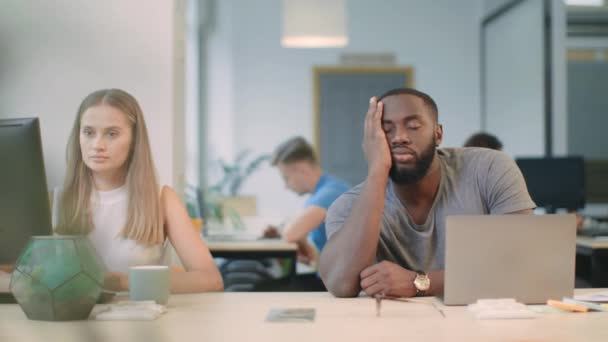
363,97,392,176
359,261,417,298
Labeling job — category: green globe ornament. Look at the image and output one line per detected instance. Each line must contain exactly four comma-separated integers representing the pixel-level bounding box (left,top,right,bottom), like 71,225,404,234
10,236,105,321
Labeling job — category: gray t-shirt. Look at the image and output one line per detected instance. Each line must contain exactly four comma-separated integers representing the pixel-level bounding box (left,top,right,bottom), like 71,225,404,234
325,147,536,272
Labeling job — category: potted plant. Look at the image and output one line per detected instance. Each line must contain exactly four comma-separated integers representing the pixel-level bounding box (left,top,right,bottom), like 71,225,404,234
205,150,270,230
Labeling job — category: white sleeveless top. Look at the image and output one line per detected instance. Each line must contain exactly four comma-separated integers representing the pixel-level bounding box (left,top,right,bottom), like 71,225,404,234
52,186,169,274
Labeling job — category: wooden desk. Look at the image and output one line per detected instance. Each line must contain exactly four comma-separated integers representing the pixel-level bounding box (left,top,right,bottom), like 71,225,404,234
576,236,608,287
1,290,607,341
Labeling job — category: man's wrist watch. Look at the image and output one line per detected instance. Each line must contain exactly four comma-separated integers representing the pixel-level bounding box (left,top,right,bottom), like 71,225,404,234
413,271,431,296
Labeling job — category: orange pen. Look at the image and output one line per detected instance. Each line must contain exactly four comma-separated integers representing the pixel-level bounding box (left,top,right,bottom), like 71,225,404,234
547,299,589,312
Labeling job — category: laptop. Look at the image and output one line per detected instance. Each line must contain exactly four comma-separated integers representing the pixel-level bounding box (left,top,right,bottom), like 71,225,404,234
442,214,576,305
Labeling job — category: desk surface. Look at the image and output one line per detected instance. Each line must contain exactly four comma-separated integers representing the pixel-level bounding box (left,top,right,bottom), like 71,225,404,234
1,290,607,342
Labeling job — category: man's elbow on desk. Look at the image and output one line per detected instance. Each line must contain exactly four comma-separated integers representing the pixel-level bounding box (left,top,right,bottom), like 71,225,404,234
324,279,360,298
319,266,360,297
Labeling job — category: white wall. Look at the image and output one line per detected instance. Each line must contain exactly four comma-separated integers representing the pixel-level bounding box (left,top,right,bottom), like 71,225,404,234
206,0,483,219
550,0,568,156
206,0,237,183
481,0,568,157
484,0,546,157
185,0,202,187
0,0,182,189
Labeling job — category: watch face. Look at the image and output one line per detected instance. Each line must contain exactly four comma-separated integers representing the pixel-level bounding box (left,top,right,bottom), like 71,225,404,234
414,273,430,291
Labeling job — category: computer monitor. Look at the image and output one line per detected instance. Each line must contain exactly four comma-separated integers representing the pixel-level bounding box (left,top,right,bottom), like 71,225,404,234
585,159,608,204
515,156,585,213
0,117,52,265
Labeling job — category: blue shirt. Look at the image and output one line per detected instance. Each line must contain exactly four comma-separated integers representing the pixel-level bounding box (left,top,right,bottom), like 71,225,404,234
305,173,350,252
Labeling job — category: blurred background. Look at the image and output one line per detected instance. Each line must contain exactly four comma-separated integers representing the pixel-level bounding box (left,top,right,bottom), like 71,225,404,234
1,0,607,225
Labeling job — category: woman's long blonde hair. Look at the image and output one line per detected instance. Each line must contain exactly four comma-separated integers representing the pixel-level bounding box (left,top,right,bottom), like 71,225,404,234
55,89,164,245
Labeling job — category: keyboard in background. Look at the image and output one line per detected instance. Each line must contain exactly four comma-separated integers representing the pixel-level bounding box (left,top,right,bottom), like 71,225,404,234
578,226,608,237
204,234,264,242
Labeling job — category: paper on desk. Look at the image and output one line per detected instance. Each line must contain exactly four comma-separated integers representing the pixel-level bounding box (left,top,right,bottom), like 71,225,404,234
467,299,537,319
574,291,608,303
92,301,167,321
528,305,570,314
266,308,315,322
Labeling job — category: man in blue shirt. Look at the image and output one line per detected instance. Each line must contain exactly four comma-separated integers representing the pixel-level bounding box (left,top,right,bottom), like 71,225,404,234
264,136,349,290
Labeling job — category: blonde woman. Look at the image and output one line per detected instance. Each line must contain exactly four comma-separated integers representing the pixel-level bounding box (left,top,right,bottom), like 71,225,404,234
53,89,223,293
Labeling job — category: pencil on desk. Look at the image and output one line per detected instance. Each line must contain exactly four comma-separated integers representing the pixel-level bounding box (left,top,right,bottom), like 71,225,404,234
375,294,383,317
547,299,588,312
563,298,608,312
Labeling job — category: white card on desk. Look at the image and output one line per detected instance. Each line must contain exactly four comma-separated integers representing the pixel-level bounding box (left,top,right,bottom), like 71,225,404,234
574,291,608,303
266,308,315,322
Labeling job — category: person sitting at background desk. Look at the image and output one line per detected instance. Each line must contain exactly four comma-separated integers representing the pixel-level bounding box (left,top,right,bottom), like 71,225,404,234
319,88,535,298
464,131,585,231
264,137,349,290
53,89,223,293
463,132,503,151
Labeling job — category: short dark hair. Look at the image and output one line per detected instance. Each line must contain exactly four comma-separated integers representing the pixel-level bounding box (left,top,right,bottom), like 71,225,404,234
377,88,439,122
271,136,317,166
464,132,503,150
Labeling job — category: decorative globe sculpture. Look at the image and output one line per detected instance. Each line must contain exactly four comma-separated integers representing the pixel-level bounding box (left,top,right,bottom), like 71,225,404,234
10,236,104,321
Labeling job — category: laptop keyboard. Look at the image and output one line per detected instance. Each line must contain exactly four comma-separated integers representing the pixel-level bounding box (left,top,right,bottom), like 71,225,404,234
204,234,263,242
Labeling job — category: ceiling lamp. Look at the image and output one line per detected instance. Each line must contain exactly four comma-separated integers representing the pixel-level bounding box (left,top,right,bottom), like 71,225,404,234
565,0,604,6
282,0,348,48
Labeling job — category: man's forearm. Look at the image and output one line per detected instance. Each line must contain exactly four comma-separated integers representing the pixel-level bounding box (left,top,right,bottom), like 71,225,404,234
320,171,388,297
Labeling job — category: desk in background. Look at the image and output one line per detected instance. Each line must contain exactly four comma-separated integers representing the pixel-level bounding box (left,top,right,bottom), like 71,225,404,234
206,238,298,286
576,236,608,287
1,290,607,341
206,239,296,264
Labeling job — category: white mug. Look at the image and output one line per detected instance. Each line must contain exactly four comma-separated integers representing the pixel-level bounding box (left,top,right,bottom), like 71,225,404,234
128,265,170,305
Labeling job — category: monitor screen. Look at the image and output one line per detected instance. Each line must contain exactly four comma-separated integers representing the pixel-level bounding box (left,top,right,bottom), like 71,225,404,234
0,117,52,264
516,157,586,212
585,160,608,204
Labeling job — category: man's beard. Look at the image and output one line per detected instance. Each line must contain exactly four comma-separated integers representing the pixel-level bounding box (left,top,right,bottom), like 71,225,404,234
389,139,436,185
